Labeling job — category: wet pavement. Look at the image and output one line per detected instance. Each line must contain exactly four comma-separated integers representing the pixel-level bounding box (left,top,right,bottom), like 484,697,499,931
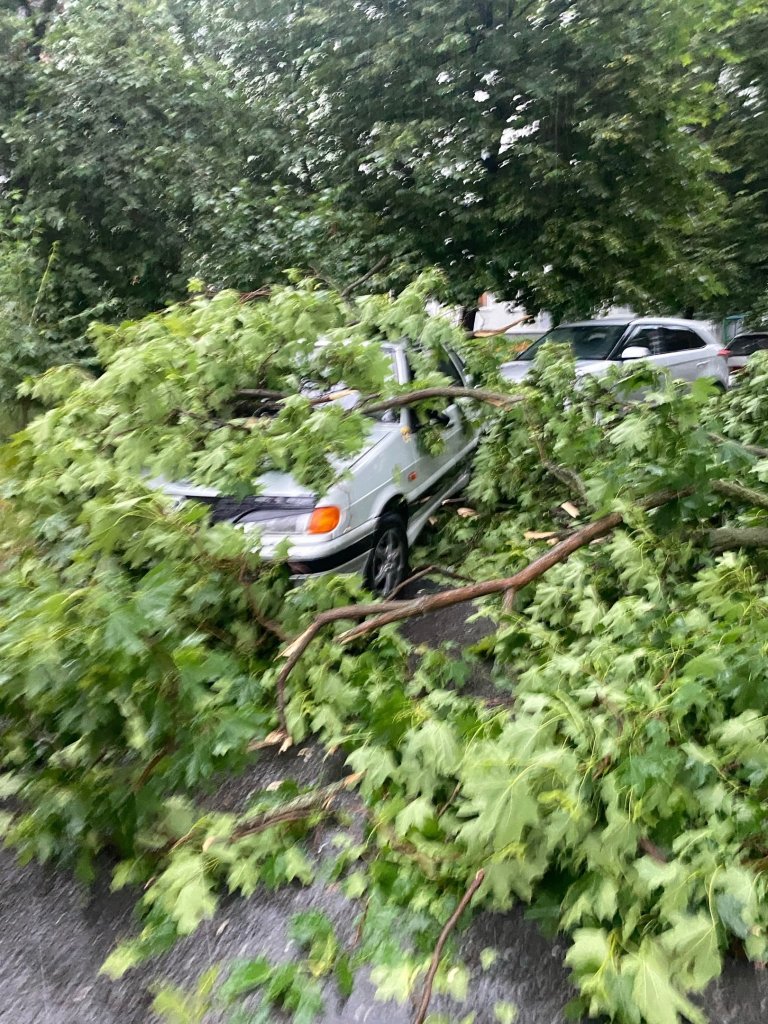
2,591,768,1023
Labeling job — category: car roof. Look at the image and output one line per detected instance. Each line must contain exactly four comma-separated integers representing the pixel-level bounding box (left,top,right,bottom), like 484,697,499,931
732,331,768,340
556,318,630,327
557,317,710,329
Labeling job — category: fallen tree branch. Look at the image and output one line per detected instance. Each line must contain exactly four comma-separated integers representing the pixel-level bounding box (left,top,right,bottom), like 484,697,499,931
708,527,768,553
360,386,523,416
273,488,691,729
712,479,768,512
186,775,363,854
412,868,485,1024
338,487,691,645
234,385,524,417
708,432,768,460
133,741,174,793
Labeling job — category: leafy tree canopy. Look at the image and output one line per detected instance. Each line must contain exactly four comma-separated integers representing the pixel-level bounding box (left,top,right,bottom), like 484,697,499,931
4,279,768,1023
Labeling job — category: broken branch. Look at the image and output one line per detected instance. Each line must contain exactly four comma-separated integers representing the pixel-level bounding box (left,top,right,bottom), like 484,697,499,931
274,488,691,729
412,868,485,1024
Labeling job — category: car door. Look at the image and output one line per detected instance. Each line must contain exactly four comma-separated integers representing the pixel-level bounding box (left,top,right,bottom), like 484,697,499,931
403,351,475,501
621,325,696,383
659,326,709,383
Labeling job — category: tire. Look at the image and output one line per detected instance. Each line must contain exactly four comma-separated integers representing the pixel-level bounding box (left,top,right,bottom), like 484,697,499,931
365,512,409,597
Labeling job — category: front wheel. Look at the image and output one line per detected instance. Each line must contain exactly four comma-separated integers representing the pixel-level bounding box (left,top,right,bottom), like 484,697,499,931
365,513,409,597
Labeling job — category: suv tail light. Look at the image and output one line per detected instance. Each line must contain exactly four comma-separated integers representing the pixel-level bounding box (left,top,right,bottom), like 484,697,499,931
718,348,731,358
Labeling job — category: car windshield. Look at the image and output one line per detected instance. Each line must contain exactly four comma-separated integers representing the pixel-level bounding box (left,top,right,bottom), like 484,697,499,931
518,324,628,361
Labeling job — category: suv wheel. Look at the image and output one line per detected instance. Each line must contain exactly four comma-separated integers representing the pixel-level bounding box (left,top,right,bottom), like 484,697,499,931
365,513,409,597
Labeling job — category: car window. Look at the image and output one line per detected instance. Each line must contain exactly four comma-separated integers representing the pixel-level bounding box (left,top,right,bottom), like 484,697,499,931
662,327,705,352
730,334,768,356
624,326,664,356
519,324,627,361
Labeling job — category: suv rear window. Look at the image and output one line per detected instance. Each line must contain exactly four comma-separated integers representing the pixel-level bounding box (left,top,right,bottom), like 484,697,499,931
730,334,768,356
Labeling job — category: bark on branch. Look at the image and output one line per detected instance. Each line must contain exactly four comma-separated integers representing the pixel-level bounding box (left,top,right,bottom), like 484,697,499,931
341,256,390,297
712,479,768,512
708,527,768,553
234,385,524,415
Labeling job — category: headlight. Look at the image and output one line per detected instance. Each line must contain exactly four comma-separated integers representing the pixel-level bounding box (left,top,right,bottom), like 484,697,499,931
237,504,343,536
238,511,311,534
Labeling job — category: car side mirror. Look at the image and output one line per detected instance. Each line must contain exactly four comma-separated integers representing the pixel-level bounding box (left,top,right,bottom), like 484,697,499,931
621,345,652,360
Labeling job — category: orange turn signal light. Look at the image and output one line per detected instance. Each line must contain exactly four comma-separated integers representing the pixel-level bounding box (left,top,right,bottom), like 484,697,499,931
307,505,341,534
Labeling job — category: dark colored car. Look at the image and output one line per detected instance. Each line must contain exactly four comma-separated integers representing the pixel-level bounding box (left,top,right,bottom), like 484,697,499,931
720,332,768,379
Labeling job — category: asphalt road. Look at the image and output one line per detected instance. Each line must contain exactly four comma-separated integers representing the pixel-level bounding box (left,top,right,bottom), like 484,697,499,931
2,592,767,1024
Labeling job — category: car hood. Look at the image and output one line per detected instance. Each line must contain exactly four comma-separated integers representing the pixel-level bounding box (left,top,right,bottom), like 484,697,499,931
158,420,393,503
499,358,615,383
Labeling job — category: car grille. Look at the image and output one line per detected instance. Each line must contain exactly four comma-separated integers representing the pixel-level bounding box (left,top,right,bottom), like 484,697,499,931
190,494,315,524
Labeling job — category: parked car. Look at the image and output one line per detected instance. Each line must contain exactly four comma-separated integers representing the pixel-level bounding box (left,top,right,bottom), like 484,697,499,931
161,342,478,596
500,318,729,390
719,332,768,380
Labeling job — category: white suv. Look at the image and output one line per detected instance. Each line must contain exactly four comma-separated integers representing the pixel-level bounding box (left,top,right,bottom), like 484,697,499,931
162,343,478,595
501,318,729,389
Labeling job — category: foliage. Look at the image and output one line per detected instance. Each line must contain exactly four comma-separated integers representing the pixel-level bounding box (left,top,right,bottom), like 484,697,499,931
0,211,99,431
5,285,768,1024
3,0,767,371
0,273,469,876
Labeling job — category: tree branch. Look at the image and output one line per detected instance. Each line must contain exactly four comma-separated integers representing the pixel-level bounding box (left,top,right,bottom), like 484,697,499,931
388,564,474,599
708,527,768,553
412,869,485,1024
273,488,691,728
338,488,691,644
341,257,390,298
708,432,768,460
233,385,525,417
712,479,768,512
360,386,523,416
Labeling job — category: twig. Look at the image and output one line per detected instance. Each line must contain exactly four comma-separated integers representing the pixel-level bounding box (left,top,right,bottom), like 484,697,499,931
341,257,390,298
412,869,485,1024
388,564,474,599
436,782,462,819
239,287,272,303
219,774,361,845
132,741,174,793
233,388,290,402
351,900,370,949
